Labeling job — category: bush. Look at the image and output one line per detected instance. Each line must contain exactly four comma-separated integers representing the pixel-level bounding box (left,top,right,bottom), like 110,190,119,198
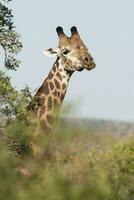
0,119,134,200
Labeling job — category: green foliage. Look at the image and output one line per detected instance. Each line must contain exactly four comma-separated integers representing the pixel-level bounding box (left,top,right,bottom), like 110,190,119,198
0,119,134,200
0,0,28,123
0,0,22,70
0,71,32,120
107,141,134,199
5,120,34,156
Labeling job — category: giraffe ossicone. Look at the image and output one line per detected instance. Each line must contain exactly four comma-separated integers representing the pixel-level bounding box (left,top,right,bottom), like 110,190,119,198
29,26,96,133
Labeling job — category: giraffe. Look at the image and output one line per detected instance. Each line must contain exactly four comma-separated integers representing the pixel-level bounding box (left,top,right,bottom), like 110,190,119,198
29,26,96,133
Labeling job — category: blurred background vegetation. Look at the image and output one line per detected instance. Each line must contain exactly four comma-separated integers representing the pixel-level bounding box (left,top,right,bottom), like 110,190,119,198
0,1,134,200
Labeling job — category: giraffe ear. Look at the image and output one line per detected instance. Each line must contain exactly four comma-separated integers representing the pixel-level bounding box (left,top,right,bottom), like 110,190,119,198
42,48,59,57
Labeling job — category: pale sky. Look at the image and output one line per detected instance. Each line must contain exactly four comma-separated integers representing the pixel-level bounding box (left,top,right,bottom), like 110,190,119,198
6,0,134,122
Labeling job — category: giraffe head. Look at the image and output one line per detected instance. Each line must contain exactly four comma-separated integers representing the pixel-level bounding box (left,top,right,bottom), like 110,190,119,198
43,26,96,72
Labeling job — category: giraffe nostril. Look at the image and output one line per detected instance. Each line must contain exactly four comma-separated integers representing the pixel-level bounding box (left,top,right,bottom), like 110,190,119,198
90,58,93,62
85,57,88,62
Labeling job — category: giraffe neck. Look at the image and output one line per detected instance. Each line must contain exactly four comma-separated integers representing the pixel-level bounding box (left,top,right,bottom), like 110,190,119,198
34,58,73,130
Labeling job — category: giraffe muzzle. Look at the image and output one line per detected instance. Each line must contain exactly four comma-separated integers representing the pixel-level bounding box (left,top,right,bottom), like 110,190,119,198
85,61,96,71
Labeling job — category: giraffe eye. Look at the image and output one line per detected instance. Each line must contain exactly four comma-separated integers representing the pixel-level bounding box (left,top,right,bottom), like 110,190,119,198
62,49,70,55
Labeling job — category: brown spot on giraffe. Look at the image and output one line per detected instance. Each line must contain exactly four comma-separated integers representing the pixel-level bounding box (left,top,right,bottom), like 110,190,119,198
62,83,66,90
53,63,57,72
49,82,54,91
56,72,62,81
60,93,65,102
53,90,58,97
48,72,54,80
37,85,44,94
43,82,49,95
58,91,60,97
54,78,60,89
47,96,53,110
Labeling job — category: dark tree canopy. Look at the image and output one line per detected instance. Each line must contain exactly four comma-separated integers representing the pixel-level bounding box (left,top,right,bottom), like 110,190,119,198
0,0,22,70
